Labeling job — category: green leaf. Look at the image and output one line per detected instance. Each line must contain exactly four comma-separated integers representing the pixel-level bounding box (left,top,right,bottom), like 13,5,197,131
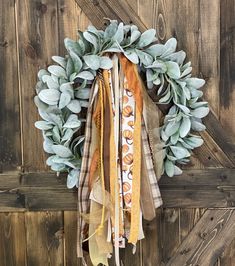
191,107,209,118
76,71,94,80
34,96,48,111
83,31,98,53
165,120,180,137
83,55,100,70
51,162,66,172
164,51,186,65
75,88,90,99
191,120,206,131
35,121,53,130
129,30,141,45
62,128,74,141
170,131,179,145
135,49,153,66
38,89,60,105
138,29,156,48
43,138,54,154
70,51,83,73
63,114,81,129
163,38,177,54
52,145,73,158
43,76,59,90
165,159,174,177
176,104,190,114
104,21,118,39
48,65,67,79
146,44,165,57
146,60,167,73
100,56,113,69
52,56,67,68
67,100,81,113
52,126,61,143
124,50,139,64
38,69,49,81
67,169,80,188
66,57,74,77
64,38,82,56
165,61,181,79
186,78,205,89
186,136,204,148
179,117,191,137
159,88,172,103
59,83,74,98
59,92,71,109
170,146,190,159
113,22,124,43
174,165,183,175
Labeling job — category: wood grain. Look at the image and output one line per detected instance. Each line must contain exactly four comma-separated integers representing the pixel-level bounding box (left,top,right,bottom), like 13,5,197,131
0,213,26,266
58,0,90,55
1,169,235,211
167,209,235,266
75,0,146,31
0,0,21,172
25,211,64,266
141,209,162,265
16,0,59,171
219,0,235,143
64,211,80,266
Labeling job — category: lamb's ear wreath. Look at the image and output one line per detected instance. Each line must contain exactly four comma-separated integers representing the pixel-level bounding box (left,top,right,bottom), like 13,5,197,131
34,20,209,188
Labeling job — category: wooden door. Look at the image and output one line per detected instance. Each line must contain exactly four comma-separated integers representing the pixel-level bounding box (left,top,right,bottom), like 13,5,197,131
0,0,235,265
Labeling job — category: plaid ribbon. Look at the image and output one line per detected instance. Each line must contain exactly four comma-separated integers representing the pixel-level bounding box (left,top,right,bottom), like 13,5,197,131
141,121,163,208
77,81,98,258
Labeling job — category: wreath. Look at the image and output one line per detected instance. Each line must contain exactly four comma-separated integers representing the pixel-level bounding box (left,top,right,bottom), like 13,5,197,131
34,20,209,188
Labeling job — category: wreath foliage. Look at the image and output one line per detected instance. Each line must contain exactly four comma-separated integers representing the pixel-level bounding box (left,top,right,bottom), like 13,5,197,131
34,20,209,188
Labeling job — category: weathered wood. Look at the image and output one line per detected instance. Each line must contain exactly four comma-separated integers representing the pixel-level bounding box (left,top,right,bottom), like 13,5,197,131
58,0,90,55
1,169,235,210
161,208,180,264
25,211,64,266
167,209,235,266
75,0,146,31
16,0,59,171
198,0,220,115
220,238,235,266
64,211,80,266
203,111,235,166
141,209,162,265
0,0,21,172
0,213,26,266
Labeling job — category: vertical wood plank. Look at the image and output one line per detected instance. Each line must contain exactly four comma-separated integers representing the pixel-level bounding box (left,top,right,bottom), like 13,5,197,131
142,208,162,265
16,0,59,171
0,0,21,172
0,213,26,266
57,0,90,55
64,211,80,266
220,0,235,137
198,0,220,115
25,211,64,266
161,208,180,264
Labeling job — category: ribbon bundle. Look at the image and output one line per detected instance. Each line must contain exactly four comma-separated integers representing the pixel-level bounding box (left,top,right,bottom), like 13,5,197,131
77,54,165,265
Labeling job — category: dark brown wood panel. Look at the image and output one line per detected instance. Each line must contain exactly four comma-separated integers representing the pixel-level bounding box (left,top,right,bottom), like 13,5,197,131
25,211,64,266
0,0,21,172
0,213,26,266
16,0,59,172
1,169,235,211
